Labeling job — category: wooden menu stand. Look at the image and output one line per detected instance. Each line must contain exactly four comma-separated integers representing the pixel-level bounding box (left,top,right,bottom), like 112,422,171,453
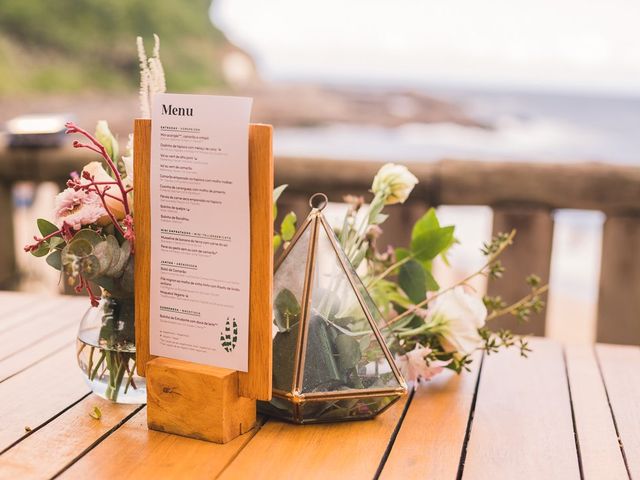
133,119,273,443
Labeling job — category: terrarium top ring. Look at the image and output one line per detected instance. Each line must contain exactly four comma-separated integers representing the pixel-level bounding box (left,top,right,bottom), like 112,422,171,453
309,193,328,211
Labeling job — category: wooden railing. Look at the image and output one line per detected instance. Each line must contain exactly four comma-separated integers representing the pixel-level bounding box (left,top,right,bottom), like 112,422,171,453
1,144,639,344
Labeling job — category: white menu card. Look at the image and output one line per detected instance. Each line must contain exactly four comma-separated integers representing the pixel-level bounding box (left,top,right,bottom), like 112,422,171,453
150,93,252,371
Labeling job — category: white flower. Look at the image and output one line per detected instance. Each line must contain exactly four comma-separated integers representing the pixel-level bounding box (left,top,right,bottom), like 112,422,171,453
82,162,126,222
95,121,118,162
371,163,418,205
428,286,487,356
122,133,134,186
395,344,449,383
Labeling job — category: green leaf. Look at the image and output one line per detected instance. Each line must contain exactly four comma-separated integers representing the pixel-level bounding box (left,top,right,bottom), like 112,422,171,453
67,238,93,257
31,243,50,257
103,235,122,276
46,250,62,270
110,240,131,277
37,218,59,237
424,268,440,291
335,334,361,371
411,225,455,261
274,288,301,332
49,237,65,250
93,240,114,274
411,208,440,241
71,229,102,247
398,260,427,304
88,405,102,420
80,255,101,278
280,212,297,242
395,247,411,262
273,234,282,252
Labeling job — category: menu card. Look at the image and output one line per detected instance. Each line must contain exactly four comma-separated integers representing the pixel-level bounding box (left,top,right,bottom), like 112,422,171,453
149,93,252,371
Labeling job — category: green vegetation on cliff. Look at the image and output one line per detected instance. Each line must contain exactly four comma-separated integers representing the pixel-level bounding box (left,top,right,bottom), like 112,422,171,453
0,0,229,95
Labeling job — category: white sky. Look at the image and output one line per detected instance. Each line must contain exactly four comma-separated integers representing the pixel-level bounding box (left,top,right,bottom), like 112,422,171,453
212,0,640,94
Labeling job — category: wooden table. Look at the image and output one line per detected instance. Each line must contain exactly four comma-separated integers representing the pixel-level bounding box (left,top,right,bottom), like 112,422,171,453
0,292,638,479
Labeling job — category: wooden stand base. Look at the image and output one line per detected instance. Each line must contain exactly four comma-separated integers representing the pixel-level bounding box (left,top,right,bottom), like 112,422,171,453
146,358,256,444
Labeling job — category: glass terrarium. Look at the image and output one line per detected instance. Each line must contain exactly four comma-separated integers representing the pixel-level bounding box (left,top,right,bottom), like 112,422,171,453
259,194,407,423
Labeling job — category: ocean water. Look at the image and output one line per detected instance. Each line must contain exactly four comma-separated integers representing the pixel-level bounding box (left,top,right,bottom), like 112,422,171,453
274,87,640,165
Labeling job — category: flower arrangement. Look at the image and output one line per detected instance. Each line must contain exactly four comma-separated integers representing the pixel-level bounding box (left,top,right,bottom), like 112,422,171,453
274,164,548,385
23,36,166,402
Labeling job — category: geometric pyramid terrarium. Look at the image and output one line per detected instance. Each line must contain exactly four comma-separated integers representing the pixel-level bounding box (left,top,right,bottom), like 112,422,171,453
258,194,407,423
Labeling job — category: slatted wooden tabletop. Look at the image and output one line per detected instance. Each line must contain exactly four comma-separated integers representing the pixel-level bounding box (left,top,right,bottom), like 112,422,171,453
0,291,638,479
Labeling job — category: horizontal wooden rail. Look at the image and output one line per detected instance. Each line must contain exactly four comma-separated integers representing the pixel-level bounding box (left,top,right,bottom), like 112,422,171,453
1,144,638,344
275,157,640,214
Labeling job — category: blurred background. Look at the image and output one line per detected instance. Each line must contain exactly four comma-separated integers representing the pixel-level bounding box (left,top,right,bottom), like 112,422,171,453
1,0,638,344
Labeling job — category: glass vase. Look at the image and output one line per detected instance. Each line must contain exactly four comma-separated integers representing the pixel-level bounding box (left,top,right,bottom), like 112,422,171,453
76,294,145,403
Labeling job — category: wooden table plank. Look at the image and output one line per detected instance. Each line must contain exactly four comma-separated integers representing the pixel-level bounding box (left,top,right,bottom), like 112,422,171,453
0,293,43,332
380,353,482,479
218,397,409,480
596,344,640,478
462,338,580,480
0,297,84,363
61,409,262,480
565,344,628,479
0,346,88,452
0,295,66,335
0,395,141,480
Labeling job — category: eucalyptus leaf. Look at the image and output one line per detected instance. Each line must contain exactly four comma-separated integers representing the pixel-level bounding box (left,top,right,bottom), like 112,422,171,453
80,255,101,278
93,240,114,274
31,243,50,257
335,334,361,371
37,218,59,237
49,237,65,250
274,288,301,332
104,235,122,276
119,257,135,293
71,229,102,247
46,250,62,270
67,238,93,258
280,212,297,242
110,240,131,277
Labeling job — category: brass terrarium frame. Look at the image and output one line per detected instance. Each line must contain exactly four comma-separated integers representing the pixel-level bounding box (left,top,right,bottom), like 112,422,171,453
269,193,407,422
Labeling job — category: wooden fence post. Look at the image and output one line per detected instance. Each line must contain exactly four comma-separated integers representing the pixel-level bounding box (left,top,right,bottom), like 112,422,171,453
597,215,640,345
0,182,16,289
488,206,553,336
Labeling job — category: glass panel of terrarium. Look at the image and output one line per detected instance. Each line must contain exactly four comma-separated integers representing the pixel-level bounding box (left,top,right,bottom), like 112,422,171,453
300,222,401,394
272,223,312,391
300,394,403,423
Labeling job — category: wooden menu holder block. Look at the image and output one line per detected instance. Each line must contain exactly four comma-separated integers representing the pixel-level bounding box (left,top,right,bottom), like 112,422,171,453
146,358,255,443
133,118,273,444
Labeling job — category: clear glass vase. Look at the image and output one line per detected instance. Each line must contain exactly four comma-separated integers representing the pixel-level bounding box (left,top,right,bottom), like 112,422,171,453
76,294,145,403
